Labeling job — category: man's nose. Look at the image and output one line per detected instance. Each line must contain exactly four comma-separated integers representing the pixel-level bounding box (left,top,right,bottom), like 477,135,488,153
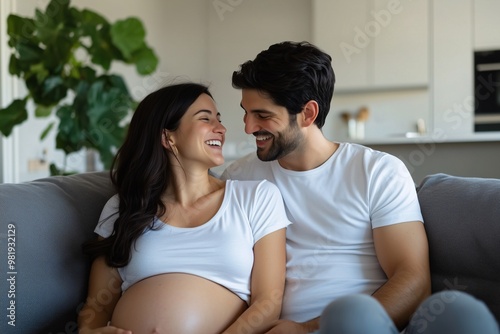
244,115,257,134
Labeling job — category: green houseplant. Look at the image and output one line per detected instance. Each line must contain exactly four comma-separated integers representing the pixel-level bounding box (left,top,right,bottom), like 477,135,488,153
0,0,158,174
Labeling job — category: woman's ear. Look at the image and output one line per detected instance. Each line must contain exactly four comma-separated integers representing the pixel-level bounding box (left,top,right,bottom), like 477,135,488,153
162,129,175,151
300,100,319,128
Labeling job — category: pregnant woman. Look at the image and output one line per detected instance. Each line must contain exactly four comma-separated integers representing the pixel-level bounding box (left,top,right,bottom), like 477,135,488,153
78,83,291,334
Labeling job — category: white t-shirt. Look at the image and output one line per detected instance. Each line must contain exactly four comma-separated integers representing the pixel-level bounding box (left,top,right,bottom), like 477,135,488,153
222,142,423,321
95,179,291,304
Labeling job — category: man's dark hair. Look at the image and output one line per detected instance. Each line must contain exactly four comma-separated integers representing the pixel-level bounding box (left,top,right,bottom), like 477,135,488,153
232,41,335,128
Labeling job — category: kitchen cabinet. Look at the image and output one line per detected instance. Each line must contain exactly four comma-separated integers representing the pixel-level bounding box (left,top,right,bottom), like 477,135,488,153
474,0,500,50
312,1,370,91
431,0,474,138
371,0,428,88
312,0,429,92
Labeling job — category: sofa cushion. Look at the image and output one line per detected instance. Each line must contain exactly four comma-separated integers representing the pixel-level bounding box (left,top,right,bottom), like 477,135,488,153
0,171,114,333
417,173,500,322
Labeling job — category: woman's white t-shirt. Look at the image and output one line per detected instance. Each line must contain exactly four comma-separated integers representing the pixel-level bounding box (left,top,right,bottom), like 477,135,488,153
95,179,291,303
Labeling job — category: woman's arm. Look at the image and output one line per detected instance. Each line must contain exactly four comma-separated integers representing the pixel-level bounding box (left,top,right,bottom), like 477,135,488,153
223,228,287,334
78,256,131,334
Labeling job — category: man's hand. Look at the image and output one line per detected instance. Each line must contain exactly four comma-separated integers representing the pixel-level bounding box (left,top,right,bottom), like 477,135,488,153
265,319,318,334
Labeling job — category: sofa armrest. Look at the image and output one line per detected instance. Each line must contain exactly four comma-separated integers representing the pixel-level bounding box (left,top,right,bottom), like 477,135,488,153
417,173,500,323
0,172,114,333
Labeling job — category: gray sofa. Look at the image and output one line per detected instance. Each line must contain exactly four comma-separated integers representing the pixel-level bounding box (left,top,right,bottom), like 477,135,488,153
0,171,499,333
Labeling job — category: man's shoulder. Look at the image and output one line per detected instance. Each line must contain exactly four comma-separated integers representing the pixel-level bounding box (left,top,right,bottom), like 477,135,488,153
342,142,403,165
222,153,273,180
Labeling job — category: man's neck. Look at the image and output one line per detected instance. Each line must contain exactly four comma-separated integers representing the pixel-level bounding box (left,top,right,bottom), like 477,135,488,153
277,131,338,171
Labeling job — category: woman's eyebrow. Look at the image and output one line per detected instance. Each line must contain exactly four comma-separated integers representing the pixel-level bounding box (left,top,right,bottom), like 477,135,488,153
193,109,218,116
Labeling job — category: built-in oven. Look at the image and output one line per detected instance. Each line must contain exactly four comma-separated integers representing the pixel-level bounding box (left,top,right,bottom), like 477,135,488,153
474,49,500,132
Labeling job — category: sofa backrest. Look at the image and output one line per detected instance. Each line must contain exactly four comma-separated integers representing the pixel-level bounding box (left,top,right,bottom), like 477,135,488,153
417,173,500,323
0,172,115,333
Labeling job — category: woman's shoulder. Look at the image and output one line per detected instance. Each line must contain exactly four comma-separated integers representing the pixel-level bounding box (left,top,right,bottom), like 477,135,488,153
226,179,282,202
226,178,276,190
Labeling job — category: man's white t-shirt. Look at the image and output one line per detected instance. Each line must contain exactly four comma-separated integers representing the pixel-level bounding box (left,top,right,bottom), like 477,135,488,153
95,179,291,304
222,142,423,321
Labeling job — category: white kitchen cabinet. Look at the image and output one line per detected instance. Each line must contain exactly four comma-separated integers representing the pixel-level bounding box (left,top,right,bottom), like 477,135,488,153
371,0,428,88
474,0,500,50
312,0,429,92
312,1,370,91
431,0,474,138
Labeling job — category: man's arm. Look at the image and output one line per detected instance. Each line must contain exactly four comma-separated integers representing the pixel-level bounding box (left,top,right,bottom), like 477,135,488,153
372,220,431,330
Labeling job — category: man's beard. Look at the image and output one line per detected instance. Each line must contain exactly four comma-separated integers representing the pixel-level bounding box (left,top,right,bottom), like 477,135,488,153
256,124,303,161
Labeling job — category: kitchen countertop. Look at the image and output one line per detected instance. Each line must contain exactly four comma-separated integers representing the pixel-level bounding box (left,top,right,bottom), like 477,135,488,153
347,131,500,145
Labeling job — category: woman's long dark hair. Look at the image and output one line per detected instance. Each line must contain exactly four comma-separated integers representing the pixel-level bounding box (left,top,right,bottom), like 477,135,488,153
83,83,213,267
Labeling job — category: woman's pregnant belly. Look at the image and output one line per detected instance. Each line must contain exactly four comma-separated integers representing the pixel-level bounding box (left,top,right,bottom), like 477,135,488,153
111,273,247,334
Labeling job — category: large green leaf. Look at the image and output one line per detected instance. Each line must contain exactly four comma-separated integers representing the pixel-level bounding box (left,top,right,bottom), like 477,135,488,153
34,9,57,43
42,76,67,100
8,55,24,75
110,17,145,59
87,81,131,126
130,45,158,75
35,105,53,118
71,80,91,114
44,33,77,70
32,5,78,70
7,15,36,47
26,74,68,106
0,99,28,136
16,41,44,63
44,0,71,25
105,75,130,97
84,81,131,167
88,24,120,70
56,104,84,154
80,8,108,33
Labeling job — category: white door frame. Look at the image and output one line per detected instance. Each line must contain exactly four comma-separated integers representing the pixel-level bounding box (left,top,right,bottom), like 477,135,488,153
0,0,20,183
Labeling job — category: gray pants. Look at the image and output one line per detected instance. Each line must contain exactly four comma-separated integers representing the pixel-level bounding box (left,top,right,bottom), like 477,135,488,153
318,291,499,334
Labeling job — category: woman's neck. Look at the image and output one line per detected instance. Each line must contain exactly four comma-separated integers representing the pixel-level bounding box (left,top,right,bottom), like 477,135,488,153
165,165,225,207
